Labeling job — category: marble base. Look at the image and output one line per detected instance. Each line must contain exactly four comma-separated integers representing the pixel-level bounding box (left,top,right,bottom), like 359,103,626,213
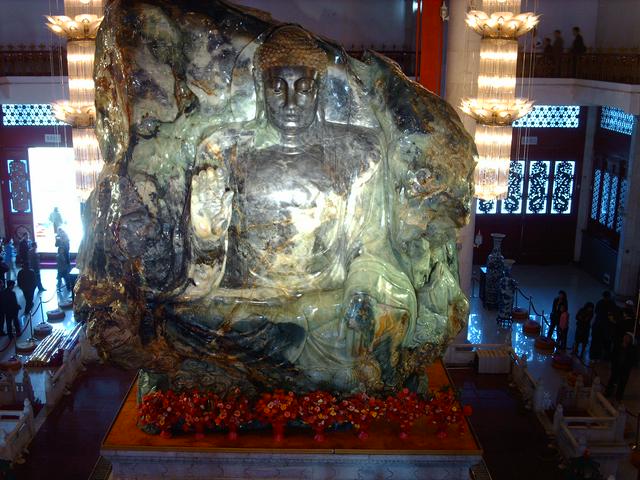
104,450,481,479
102,362,482,479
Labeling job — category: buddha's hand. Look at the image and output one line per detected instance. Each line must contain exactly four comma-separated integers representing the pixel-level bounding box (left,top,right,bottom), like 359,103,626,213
342,292,377,347
190,166,233,242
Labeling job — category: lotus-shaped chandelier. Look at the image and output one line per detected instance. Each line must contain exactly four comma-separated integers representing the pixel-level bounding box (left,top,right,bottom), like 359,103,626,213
460,98,533,126
465,11,539,39
45,14,103,40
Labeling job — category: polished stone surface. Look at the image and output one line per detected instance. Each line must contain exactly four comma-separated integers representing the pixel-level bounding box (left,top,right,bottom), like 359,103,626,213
76,0,475,396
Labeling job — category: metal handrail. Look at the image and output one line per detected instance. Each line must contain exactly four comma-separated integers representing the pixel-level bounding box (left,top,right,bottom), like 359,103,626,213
515,286,550,328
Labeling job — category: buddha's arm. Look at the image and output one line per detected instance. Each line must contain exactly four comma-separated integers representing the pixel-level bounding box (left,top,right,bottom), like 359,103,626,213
183,137,235,299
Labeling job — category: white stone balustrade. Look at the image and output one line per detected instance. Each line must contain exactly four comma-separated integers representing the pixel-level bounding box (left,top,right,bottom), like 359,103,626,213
0,399,35,463
552,384,629,478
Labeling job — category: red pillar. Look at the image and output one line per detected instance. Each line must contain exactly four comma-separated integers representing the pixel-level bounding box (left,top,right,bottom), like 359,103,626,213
415,0,444,95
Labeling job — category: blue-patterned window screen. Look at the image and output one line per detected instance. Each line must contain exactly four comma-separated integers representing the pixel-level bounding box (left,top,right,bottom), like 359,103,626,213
476,199,497,214
551,161,576,214
600,106,635,135
1,104,65,126
513,105,580,128
616,178,628,233
599,171,611,225
607,175,618,229
526,161,550,214
502,160,525,214
590,169,601,220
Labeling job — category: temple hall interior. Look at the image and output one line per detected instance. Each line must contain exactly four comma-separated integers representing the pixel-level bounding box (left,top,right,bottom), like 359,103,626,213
1,0,640,479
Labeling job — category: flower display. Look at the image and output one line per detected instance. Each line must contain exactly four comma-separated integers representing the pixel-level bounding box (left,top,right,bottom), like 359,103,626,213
179,390,217,439
428,386,471,438
139,390,182,438
385,388,425,439
298,391,342,442
340,393,385,440
214,388,252,440
255,390,299,441
138,385,471,441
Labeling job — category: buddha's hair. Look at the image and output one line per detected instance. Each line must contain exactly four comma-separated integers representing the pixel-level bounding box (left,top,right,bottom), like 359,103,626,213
255,25,328,74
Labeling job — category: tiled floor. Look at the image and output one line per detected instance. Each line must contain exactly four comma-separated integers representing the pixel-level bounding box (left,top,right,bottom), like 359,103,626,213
4,263,639,479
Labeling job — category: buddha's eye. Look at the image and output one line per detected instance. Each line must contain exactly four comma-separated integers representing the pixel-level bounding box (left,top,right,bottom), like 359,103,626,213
271,78,286,94
296,78,314,93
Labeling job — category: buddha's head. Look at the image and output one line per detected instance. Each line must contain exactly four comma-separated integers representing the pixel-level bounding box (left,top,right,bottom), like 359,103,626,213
255,26,328,134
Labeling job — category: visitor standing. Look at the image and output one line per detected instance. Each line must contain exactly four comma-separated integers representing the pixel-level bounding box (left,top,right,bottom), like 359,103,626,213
17,232,30,269
2,238,16,281
49,207,63,235
605,332,637,401
570,26,586,55
55,227,71,289
17,265,37,315
0,280,21,340
557,304,569,350
590,291,613,361
28,243,45,291
548,290,568,339
573,302,594,358
552,29,564,76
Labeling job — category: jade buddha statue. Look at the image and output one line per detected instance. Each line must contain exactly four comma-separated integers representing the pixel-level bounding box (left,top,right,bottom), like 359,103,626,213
75,0,475,398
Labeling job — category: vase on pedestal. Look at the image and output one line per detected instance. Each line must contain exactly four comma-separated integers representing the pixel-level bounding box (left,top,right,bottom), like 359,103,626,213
497,259,517,322
484,233,506,310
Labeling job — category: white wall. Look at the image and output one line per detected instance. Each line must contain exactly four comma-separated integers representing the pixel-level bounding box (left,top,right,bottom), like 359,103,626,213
533,0,599,50
595,0,640,49
0,0,64,47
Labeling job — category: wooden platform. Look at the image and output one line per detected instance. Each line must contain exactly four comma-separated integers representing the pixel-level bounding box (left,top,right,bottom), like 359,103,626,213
102,361,482,479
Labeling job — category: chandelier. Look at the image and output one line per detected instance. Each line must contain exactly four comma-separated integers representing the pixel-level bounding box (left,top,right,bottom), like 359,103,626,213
46,0,104,201
461,0,538,201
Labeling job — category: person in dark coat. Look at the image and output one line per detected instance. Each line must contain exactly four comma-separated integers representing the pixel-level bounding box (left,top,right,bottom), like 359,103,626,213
590,291,613,361
570,27,586,55
605,332,637,401
16,233,30,269
552,29,564,75
27,242,44,291
573,302,594,358
0,280,21,339
17,266,37,316
55,228,71,289
548,290,568,340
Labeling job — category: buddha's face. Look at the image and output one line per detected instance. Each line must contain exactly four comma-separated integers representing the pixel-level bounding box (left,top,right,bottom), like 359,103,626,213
263,66,319,134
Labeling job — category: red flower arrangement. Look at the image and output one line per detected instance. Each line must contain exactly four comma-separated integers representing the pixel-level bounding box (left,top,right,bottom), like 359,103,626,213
428,386,472,438
340,393,385,440
386,388,425,439
179,389,217,439
298,391,342,442
214,388,253,440
139,389,183,438
137,385,472,442
255,390,299,441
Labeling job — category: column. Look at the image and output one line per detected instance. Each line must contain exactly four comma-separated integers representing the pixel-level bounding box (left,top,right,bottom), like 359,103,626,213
415,0,444,94
444,0,480,297
573,106,598,262
614,116,640,297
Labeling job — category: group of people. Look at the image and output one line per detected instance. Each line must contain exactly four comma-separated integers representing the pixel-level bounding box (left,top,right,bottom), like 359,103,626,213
0,211,73,340
0,235,42,339
536,26,586,76
547,290,638,401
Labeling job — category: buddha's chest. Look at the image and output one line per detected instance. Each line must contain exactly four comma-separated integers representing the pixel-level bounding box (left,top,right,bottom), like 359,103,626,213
237,148,341,222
